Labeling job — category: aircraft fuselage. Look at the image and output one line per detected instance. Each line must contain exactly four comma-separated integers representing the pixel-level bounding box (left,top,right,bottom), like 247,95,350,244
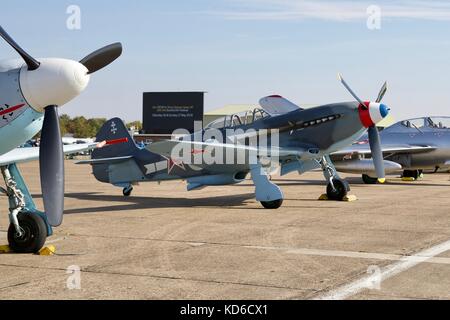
0,60,45,155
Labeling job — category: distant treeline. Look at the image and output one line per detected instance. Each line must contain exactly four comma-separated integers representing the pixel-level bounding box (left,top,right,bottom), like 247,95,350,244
58,115,142,138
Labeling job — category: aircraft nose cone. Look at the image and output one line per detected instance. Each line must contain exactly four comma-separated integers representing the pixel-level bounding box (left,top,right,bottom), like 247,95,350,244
19,58,90,113
379,103,390,119
73,62,90,89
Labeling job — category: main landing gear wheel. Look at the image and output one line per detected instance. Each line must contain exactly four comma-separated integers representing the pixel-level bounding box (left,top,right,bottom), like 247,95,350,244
7,212,47,254
403,170,423,180
327,179,350,201
261,199,283,209
362,174,379,185
123,186,133,197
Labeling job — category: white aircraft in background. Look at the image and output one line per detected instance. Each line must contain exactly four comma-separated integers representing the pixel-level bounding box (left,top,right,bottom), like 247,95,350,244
0,26,123,253
62,137,95,145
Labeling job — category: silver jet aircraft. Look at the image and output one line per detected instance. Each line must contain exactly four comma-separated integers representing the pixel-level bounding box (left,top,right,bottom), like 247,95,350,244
332,116,450,183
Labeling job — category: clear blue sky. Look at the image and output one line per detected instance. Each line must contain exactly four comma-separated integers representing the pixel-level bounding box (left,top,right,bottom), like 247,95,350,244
1,0,450,122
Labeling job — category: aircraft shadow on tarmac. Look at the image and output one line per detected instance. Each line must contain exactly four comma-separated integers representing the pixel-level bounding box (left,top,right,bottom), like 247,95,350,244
30,191,338,214
344,176,450,187
260,177,449,187
40,192,257,215
29,174,448,215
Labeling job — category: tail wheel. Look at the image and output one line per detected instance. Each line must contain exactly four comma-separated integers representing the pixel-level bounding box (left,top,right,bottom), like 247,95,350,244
327,179,350,201
362,174,379,185
8,212,47,254
261,199,283,209
123,186,133,197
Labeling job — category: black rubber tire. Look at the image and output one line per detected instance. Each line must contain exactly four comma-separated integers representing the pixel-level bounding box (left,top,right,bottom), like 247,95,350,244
261,199,283,209
403,170,421,180
123,187,133,197
327,179,350,201
362,174,379,185
8,212,47,254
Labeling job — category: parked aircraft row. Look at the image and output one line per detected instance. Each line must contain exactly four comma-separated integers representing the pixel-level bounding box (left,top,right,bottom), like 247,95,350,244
0,25,448,253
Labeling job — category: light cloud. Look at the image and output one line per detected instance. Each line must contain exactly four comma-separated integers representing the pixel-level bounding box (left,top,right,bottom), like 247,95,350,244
202,0,450,22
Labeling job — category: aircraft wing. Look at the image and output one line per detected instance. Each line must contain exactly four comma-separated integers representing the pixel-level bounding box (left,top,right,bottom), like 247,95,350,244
0,142,103,167
148,140,305,160
332,144,436,158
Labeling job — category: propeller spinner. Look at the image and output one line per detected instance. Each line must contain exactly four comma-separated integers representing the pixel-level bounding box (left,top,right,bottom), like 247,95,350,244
0,26,122,226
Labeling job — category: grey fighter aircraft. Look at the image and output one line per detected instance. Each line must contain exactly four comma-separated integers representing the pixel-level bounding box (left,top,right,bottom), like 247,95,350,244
80,76,390,209
331,116,450,183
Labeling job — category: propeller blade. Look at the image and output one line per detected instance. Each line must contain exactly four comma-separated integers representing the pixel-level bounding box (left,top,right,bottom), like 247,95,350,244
368,126,386,183
80,43,122,74
338,73,366,108
0,26,40,71
40,106,64,227
376,82,388,103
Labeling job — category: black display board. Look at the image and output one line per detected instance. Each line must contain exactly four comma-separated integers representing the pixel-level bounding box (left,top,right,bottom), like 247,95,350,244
143,92,204,134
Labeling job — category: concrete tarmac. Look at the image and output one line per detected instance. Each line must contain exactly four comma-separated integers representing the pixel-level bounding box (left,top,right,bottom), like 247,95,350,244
0,161,449,300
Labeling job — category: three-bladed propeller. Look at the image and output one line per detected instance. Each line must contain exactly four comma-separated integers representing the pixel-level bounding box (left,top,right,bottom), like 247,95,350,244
339,74,390,184
0,26,122,226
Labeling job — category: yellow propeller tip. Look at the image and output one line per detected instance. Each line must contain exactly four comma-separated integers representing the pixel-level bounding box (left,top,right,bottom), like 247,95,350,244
378,178,386,184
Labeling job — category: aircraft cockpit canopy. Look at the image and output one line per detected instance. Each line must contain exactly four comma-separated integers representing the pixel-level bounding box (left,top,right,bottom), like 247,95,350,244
205,108,271,130
388,117,450,132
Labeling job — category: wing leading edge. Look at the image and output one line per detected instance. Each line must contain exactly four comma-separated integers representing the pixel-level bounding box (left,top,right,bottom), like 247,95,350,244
0,143,102,167
332,145,436,158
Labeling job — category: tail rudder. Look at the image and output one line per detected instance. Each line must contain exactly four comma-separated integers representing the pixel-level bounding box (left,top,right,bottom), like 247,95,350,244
93,118,137,159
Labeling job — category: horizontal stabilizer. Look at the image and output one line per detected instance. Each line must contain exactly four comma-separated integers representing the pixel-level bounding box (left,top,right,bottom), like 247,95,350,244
77,156,133,165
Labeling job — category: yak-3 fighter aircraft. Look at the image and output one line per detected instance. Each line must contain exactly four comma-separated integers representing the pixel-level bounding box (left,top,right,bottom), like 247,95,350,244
0,26,122,253
80,75,391,208
331,116,450,183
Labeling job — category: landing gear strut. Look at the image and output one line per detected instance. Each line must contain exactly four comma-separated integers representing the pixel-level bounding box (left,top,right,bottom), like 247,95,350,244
319,156,350,201
250,158,284,209
1,165,50,253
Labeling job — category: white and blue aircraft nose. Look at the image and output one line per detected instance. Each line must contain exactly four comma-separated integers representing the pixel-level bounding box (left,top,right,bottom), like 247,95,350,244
379,103,390,119
369,102,390,124
359,102,390,128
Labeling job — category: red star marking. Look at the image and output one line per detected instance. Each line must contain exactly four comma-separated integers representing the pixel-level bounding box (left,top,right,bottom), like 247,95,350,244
356,139,369,145
162,156,186,174
191,149,205,155
0,104,25,117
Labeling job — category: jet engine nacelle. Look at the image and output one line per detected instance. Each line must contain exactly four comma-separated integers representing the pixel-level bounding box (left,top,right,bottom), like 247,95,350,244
334,159,402,175
187,173,248,191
